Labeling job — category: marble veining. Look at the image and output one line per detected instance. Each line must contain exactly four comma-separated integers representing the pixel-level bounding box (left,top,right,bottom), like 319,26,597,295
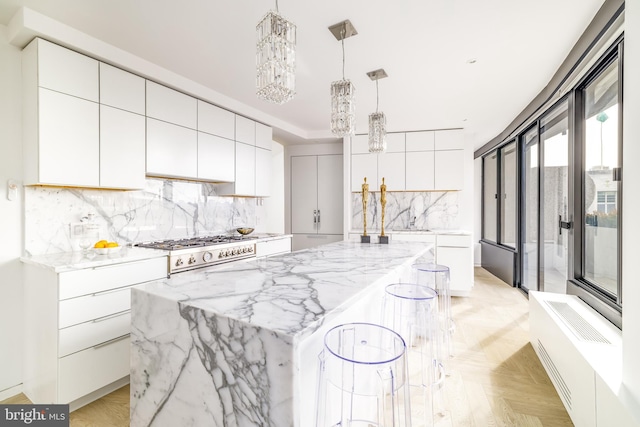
351,191,459,232
131,240,433,427
24,179,262,256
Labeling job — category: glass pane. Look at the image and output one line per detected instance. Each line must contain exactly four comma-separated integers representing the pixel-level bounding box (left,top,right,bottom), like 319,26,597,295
483,152,498,242
541,100,569,294
584,59,619,297
500,141,517,248
522,127,539,291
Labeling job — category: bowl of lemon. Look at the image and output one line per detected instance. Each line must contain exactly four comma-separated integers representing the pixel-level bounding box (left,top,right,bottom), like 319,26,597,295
93,240,121,255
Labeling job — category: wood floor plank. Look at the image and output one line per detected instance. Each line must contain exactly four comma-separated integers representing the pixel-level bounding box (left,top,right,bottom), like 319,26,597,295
1,267,573,426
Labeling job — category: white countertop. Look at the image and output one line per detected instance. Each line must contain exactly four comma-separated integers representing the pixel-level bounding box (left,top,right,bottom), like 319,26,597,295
20,234,293,273
349,229,472,236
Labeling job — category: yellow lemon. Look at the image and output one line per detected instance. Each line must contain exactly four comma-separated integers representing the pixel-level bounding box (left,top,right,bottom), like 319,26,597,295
106,242,119,248
94,241,107,248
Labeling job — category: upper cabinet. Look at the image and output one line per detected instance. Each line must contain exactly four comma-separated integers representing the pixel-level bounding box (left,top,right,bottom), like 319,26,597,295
23,38,146,189
146,118,198,179
36,39,98,102
146,81,197,129
99,63,145,115
350,129,466,192
255,122,272,150
197,132,235,182
197,100,235,140
235,115,255,145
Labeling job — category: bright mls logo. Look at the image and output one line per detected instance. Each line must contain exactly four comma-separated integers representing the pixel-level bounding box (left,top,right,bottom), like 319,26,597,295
0,405,68,426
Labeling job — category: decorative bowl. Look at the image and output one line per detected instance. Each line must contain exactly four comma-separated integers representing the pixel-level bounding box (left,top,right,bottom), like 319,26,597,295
94,246,121,255
236,227,255,236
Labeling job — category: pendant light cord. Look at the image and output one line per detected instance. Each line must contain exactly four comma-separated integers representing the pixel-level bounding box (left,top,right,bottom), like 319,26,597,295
341,26,346,81
275,0,279,12
376,79,379,112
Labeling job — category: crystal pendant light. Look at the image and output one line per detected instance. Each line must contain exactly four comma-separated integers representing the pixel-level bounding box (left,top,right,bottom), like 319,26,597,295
256,0,296,104
329,20,357,136
367,69,388,153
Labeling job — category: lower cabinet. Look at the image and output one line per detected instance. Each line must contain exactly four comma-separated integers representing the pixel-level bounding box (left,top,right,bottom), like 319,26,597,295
391,232,473,296
23,256,167,409
292,234,343,251
255,237,292,258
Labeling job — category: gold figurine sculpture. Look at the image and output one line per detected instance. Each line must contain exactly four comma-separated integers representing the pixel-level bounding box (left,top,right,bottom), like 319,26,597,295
362,177,369,237
380,177,387,237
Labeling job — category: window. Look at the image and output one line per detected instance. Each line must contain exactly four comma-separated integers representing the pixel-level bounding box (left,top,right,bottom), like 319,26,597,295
500,142,517,248
596,191,616,213
483,152,498,242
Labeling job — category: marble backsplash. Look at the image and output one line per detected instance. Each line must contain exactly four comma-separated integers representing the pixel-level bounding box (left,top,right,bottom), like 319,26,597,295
351,191,459,232
25,179,262,256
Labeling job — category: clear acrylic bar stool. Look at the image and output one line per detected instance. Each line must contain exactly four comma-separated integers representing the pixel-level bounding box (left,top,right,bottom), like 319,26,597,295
382,283,439,427
316,322,411,427
412,263,455,363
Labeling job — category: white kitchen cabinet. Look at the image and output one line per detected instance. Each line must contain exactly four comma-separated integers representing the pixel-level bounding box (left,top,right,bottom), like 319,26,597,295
255,147,271,197
100,105,146,189
406,150,435,191
434,129,464,150
146,118,198,179
351,134,370,154
34,88,100,187
378,152,405,191
34,38,98,102
255,237,292,258
434,150,464,190
406,131,435,151
99,63,145,115
385,133,405,153
146,80,197,129
255,122,273,150
235,115,256,145
351,153,378,192
291,155,343,250
197,100,235,140
436,234,473,296
23,256,167,409
197,132,235,182
219,141,256,196
292,234,344,251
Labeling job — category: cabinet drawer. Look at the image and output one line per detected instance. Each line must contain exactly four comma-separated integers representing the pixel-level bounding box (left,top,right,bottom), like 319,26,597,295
392,233,436,244
59,287,132,328
59,310,130,357
256,238,291,258
59,257,167,300
436,234,471,247
58,334,130,403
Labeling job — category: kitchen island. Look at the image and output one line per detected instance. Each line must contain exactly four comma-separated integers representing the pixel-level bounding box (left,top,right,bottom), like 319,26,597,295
130,240,433,427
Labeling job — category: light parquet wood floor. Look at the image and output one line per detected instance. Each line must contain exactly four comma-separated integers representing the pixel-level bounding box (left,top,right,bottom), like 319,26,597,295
2,267,572,426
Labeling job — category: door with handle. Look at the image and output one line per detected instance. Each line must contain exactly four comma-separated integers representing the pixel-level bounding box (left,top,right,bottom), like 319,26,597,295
291,156,319,234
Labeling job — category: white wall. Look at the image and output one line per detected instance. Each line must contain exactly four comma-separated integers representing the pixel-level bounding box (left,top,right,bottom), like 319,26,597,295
622,0,640,413
263,140,285,234
0,24,24,396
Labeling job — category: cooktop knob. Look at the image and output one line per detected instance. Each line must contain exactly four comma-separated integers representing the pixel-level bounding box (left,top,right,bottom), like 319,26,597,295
203,252,213,262
175,258,183,266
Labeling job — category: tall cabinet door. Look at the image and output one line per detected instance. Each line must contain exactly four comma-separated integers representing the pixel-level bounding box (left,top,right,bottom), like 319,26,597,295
317,155,343,234
291,156,318,234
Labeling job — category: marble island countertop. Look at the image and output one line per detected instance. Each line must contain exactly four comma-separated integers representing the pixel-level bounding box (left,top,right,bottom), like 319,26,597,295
133,240,430,341
349,229,472,236
130,240,433,427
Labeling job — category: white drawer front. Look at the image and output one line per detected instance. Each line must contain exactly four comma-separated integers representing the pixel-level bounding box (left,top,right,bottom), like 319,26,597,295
436,234,471,247
59,287,132,328
59,310,131,357
256,238,291,258
58,334,130,403
392,233,436,244
59,257,167,300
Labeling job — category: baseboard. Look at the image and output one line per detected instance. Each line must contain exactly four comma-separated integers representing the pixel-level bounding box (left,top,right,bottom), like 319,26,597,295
69,375,129,412
0,384,23,402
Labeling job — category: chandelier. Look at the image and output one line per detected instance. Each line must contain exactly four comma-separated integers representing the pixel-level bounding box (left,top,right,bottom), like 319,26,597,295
256,0,296,104
367,69,388,153
329,20,357,136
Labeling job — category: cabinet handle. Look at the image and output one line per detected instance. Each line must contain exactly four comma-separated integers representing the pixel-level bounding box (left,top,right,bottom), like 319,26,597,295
92,333,130,350
313,210,317,224
92,310,129,323
91,259,151,271
91,285,131,297
317,209,321,225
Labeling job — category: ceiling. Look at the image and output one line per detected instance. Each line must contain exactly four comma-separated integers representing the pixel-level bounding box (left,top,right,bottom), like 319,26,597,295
0,0,606,149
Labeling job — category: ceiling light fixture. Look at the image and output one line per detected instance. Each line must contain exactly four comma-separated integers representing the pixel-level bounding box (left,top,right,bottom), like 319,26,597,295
367,69,388,153
328,20,357,137
256,0,296,104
